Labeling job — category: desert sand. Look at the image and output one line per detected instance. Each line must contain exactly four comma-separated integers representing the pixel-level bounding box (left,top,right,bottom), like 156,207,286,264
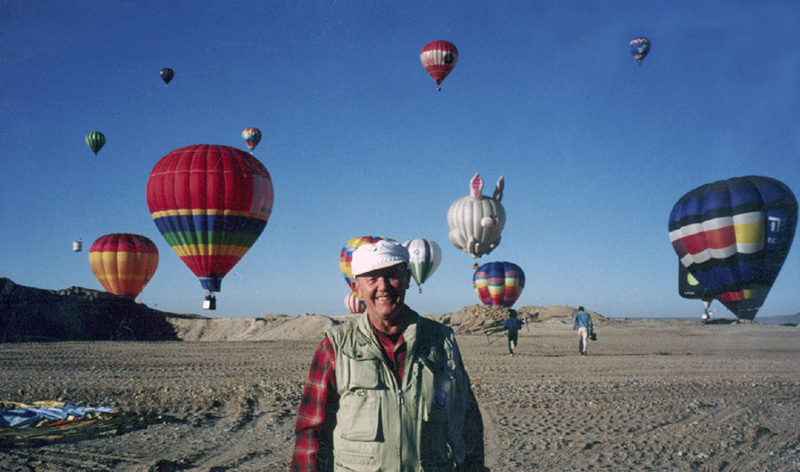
1,310,800,471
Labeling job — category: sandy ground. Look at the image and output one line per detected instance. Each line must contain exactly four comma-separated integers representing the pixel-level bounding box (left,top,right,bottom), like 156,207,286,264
1,318,800,471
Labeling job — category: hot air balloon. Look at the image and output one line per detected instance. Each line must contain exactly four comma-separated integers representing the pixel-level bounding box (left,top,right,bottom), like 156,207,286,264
89,233,159,298
420,40,458,91
242,128,262,153
678,262,717,320
345,292,366,314
669,176,797,320
72,239,83,252
447,173,506,258
160,67,174,85
340,236,389,289
85,131,105,156
629,37,650,65
146,144,274,309
473,261,525,307
402,239,442,293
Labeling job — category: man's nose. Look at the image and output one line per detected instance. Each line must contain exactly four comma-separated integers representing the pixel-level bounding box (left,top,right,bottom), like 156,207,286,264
376,276,391,289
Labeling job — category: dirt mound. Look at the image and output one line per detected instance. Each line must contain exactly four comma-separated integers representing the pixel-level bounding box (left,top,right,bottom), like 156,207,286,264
518,305,604,322
0,277,178,342
436,304,603,335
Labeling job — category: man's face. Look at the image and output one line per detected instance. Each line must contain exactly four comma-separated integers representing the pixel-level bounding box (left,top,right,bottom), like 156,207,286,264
352,264,409,323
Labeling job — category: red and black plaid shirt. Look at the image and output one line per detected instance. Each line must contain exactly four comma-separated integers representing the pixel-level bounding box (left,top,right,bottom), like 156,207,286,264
290,325,405,471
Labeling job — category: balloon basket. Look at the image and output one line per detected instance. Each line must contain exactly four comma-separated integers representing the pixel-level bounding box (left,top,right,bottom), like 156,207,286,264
203,294,217,311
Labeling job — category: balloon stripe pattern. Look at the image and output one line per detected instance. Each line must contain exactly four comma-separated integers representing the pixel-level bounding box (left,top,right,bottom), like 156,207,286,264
402,239,442,292
89,233,159,298
669,176,797,319
345,292,366,314
85,131,105,156
420,40,458,89
146,145,274,293
473,261,525,308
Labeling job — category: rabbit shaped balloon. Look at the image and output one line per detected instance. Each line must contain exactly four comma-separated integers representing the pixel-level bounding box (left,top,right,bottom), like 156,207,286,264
447,173,506,258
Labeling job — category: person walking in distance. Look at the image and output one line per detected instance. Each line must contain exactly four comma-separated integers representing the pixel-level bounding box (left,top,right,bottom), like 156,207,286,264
502,310,524,356
573,306,593,356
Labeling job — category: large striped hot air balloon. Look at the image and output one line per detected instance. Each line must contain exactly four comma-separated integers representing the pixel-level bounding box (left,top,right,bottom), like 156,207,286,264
447,173,506,258
669,176,797,320
473,261,525,307
402,238,442,293
420,40,458,91
339,236,389,290
89,233,159,298
146,144,274,309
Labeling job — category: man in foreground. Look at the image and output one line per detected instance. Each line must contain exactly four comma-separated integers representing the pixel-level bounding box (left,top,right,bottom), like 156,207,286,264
291,240,487,471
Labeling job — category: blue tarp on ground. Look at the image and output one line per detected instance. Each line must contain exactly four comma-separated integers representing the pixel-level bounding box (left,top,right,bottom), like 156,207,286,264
1,402,118,428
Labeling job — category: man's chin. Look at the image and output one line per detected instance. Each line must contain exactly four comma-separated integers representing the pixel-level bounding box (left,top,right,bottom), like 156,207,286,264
370,301,404,318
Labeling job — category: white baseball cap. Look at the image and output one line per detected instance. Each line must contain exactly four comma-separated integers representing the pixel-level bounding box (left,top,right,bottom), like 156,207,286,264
351,240,410,277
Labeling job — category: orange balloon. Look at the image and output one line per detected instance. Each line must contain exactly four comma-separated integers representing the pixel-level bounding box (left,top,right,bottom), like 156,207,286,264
89,233,159,297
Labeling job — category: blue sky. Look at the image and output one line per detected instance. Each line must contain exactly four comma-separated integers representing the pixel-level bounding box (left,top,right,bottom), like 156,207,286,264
2,1,799,319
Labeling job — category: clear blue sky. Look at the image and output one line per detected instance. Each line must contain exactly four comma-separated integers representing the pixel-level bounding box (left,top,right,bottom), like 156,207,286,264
2,1,799,319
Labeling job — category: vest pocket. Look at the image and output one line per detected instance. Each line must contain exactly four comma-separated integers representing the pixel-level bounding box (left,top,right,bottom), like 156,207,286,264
339,393,380,441
333,450,381,471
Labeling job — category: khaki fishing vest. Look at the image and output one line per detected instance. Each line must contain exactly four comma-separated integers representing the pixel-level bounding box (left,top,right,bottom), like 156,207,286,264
325,308,467,472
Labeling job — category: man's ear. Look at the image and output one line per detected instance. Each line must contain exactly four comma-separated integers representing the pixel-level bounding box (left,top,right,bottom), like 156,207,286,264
349,279,359,293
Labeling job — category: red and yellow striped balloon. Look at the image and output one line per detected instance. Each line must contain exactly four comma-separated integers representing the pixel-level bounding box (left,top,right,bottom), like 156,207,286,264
146,144,274,294
89,233,159,297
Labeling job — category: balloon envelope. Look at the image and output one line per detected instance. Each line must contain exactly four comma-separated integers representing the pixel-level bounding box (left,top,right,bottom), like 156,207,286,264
629,37,651,65
85,131,105,156
339,236,387,289
473,261,525,307
89,233,159,298
160,67,174,85
242,128,262,151
146,144,274,293
402,239,442,291
678,261,715,308
447,174,506,258
669,176,797,319
420,40,458,89
344,292,366,314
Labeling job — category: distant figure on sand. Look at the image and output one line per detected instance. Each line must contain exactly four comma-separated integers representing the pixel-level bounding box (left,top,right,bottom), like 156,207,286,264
573,306,593,356
503,310,525,356
291,240,488,471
